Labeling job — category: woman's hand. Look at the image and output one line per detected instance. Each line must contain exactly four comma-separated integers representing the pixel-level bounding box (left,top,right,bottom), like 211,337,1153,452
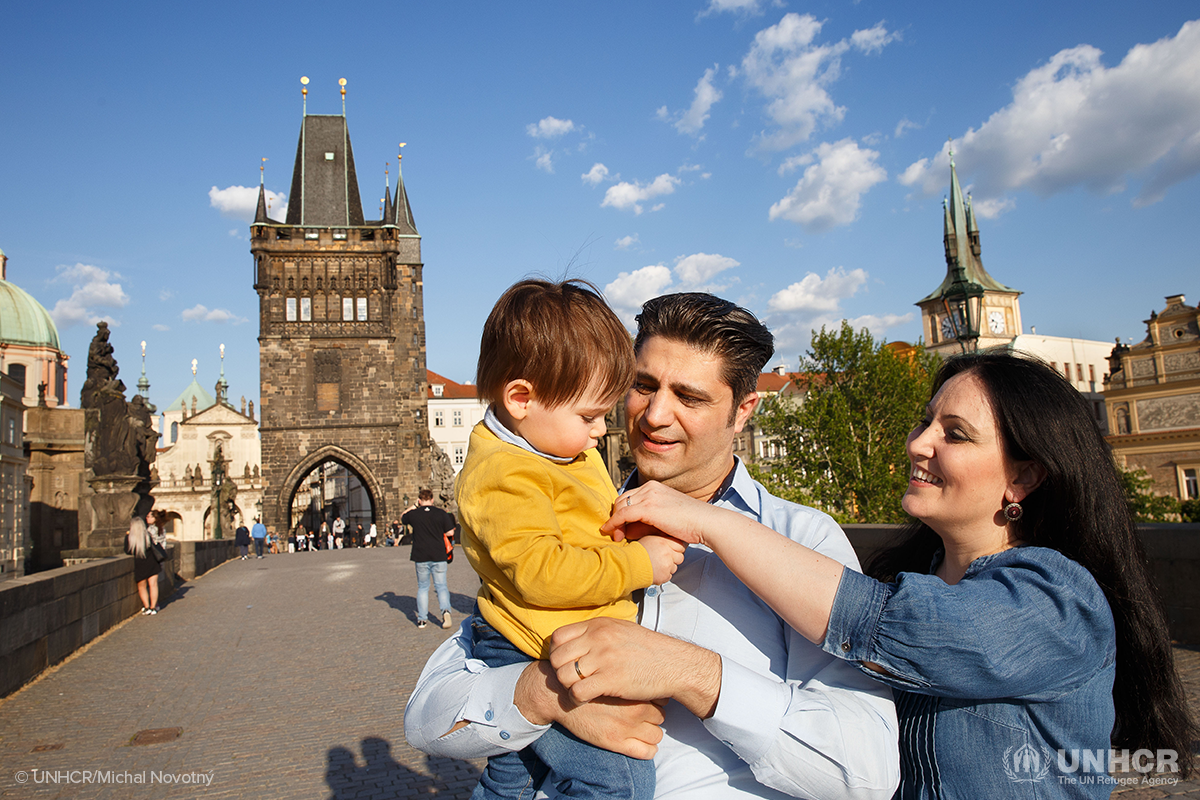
604,481,731,547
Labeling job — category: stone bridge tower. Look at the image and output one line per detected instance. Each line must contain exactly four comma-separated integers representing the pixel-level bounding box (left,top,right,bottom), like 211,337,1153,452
251,102,428,538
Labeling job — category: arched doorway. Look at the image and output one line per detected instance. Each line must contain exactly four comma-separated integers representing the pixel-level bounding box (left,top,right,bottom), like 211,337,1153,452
285,459,376,546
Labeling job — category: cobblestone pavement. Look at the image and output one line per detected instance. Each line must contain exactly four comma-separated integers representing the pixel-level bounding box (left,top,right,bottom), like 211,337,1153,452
1,549,1198,799
0,548,486,799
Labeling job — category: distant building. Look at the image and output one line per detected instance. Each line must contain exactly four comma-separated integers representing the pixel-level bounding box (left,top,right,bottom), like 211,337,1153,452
916,154,1111,431
0,372,29,579
0,250,69,409
151,364,263,540
426,370,485,475
252,96,429,536
1104,294,1200,501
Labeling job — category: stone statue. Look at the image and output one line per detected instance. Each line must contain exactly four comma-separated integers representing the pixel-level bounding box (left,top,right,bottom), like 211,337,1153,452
209,442,238,539
77,322,158,551
429,441,457,517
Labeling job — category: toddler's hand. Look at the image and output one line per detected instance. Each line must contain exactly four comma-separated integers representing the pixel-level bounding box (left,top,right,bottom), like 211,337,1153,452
638,534,686,586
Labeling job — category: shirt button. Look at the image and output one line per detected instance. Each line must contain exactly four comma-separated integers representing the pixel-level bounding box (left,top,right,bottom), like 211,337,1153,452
485,710,494,721
840,640,852,652
499,731,510,740
646,586,659,598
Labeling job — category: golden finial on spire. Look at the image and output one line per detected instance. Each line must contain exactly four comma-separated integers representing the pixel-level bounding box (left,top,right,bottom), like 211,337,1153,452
191,358,198,377
260,157,268,186
301,76,309,115
398,142,406,163
339,77,347,116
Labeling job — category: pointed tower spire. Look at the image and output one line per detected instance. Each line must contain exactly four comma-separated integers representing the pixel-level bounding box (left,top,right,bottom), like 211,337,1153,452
382,162,394,222
918,141,1016,305
392,143,418,235
217,343,229,403
255,157,270,224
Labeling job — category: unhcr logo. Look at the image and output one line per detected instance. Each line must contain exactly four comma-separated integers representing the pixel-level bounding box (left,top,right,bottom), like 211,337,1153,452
1003,742,1053,783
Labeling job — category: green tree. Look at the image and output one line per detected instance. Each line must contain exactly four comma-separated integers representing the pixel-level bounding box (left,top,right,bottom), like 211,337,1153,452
1117,465,1181,522
751,321,939,523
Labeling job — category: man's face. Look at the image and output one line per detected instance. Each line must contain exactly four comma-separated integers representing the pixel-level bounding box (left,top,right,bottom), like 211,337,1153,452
625,336,758,500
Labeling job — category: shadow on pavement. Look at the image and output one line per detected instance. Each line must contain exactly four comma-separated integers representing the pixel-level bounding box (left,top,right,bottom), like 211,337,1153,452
325,736,480,799
375,591,478,621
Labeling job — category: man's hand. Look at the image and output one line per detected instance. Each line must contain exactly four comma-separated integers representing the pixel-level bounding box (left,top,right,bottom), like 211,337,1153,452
548,618,722,720
514,660,665,760
637,534,686,585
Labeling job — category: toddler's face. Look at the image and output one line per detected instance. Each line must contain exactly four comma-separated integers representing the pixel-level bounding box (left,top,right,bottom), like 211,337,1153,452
518,385,616,460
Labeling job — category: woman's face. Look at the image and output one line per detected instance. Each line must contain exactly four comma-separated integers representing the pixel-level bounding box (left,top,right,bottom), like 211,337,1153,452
901,371,1021,538
146,511,157,525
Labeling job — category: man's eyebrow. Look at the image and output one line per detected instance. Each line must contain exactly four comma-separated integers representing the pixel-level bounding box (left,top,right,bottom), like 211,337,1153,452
668,380,715,401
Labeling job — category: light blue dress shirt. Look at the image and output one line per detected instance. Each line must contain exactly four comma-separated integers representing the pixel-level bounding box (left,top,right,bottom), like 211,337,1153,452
405,459,899,799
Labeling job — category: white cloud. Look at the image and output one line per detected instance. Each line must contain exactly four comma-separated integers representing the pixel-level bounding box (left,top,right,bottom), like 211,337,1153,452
159,289,175,301
768,266,867,313
769,139,887,231
582,163,610,185
898,21,1200,207
845,312,914,332
663,65,724,136
698,0,779,17
674,253,740,285
604,265,675,325
209,185,287,223
971,197,1017,219
603,252,743,324
894,117,920,138
152,324,170,332
48,263,130,328
601,174,681,214
740,14,896,151
615,234,640,250
181,304,248,324
534,146,555,174
526,116,577,139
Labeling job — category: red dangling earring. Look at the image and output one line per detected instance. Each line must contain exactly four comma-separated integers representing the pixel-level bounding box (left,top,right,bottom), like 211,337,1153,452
1003,501,1023,522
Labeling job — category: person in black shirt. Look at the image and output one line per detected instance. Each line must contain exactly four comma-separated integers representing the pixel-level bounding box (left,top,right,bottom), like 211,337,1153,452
402,489,456,629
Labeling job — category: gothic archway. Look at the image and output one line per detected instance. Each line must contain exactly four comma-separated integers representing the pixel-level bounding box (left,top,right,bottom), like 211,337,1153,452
277,446,384,543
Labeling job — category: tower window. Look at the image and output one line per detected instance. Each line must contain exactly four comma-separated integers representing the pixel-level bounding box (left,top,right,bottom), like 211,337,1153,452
356,297,368,321
300,297,312,321
343,297,354,321
286,298,297,321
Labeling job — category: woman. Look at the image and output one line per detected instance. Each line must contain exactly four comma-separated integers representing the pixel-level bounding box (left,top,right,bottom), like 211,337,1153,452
126,511,162,616
577,352,1193,798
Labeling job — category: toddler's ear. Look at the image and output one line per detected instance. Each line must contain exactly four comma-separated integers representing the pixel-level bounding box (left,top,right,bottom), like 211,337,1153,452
501,379,535,421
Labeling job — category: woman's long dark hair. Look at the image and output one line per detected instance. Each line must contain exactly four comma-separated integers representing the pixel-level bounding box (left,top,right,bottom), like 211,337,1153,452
866,351,1195,774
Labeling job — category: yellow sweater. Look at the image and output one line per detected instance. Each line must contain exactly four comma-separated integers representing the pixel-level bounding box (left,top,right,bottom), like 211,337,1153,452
457,422,654,658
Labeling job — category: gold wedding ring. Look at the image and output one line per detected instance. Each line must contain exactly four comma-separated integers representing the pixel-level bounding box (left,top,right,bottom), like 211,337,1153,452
574,659,584,680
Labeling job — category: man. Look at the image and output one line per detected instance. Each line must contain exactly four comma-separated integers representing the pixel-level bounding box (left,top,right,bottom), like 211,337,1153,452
405,294,898,799
250,516,267,559
403,489,457,630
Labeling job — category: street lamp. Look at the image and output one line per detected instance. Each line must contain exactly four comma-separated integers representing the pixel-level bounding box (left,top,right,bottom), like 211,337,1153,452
940,262,984,352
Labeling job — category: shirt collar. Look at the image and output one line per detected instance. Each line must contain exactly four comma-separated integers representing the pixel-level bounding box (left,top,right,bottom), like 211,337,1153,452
483,405,576,464
623,456,761,514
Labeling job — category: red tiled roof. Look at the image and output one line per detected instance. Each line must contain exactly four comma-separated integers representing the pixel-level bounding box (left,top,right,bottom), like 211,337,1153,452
426,369,478,400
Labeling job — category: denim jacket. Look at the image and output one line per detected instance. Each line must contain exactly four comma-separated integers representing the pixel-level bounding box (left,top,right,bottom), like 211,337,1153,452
825,546,1116,799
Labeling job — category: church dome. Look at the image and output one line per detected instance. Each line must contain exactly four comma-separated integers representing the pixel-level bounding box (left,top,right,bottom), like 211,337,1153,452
0,277,61,350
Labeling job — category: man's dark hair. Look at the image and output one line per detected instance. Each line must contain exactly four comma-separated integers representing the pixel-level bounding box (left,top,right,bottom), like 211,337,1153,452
417,488,433,502
634,293,774,403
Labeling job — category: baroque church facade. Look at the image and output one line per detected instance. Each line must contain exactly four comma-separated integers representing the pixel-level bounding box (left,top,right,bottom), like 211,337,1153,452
251,102,430,537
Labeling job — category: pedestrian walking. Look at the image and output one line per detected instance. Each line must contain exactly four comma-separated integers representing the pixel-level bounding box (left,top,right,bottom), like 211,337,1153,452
402,489,456,629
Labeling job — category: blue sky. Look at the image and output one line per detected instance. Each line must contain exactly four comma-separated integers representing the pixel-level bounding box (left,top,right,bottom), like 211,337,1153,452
3,1,1198,410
